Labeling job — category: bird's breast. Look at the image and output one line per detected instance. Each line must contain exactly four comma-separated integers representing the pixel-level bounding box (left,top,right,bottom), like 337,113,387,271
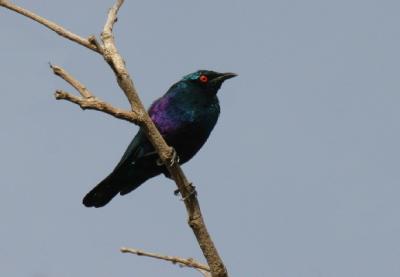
150,101,219,163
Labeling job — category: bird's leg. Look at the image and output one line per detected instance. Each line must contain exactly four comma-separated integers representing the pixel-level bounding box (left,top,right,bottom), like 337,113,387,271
167,148,180,166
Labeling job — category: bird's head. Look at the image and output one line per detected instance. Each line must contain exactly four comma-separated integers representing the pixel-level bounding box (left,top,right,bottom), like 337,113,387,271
181,70,237,95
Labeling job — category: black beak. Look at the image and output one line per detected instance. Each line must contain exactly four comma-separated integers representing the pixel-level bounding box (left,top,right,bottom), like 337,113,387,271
212,72,238,84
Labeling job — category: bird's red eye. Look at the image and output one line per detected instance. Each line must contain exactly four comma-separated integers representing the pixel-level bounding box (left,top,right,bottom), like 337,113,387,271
199,75,208,83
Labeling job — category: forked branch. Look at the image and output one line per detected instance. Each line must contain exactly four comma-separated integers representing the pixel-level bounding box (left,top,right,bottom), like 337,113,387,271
50,65,142,124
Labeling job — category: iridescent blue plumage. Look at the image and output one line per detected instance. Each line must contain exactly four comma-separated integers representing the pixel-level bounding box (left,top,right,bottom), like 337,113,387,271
83,70,236,207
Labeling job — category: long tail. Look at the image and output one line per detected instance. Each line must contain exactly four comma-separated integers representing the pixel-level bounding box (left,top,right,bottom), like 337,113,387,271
82,169,145,208
82,173,123,208
82,166,162,208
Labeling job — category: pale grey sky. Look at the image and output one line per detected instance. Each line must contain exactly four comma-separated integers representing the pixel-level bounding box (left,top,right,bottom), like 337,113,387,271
1,1,400,276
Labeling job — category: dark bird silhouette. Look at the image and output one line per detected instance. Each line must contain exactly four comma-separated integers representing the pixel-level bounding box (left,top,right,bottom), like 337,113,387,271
83,70,236,207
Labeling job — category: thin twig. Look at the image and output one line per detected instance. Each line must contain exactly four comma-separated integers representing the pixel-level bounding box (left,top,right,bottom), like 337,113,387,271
103,0,124,36
120,247,210,272
0,0,101,53
50,64,93,99
55,90,142,124
51,65,144,124
100,0,140,111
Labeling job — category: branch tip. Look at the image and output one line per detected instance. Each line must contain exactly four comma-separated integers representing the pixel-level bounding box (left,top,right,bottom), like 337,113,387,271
54,90,62,99
0,1,101,53
120,247,210,272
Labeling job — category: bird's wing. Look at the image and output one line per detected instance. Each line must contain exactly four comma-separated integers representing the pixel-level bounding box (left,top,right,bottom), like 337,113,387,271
113,92,193,171
112,128,156,171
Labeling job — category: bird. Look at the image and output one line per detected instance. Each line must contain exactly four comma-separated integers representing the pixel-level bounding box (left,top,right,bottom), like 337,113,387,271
82,70,237,208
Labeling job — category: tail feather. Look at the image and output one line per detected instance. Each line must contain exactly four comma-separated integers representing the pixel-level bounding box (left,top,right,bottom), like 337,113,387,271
83,129,166,207
82,173,122,208
82,167,158,208
119,173,153,195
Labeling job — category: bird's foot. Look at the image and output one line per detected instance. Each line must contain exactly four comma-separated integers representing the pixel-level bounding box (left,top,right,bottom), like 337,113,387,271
168,148,180,167
174,183,197,201
156,148,180,167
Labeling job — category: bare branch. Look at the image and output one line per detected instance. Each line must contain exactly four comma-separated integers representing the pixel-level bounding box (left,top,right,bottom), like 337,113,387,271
50,65,145,124
50,64,143,123
0,1,102,53
103,0,124,35
167,168,228,277
120,247,210,272
100,0,140,111
55,90,142,124
50,64,93,99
